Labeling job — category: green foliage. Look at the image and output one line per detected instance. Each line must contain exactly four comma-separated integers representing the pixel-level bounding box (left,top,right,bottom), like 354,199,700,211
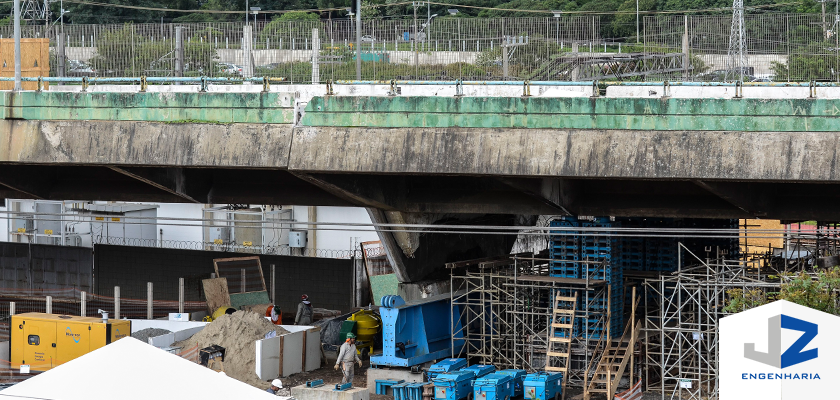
278,11,320,21
771,44,839,82
91,24,218,76
724,268,840,315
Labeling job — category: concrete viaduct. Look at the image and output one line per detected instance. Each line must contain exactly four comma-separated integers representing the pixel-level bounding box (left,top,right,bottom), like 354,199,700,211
0,83,837,280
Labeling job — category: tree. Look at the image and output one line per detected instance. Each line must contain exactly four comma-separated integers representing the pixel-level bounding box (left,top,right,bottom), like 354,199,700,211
723,268,840,315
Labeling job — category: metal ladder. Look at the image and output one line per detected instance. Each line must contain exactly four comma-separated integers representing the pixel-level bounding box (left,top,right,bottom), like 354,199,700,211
546,292,577,393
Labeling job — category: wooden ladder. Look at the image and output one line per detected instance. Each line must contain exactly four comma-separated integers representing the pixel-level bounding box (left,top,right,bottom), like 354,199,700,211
583,290,641,400
546,292,577,394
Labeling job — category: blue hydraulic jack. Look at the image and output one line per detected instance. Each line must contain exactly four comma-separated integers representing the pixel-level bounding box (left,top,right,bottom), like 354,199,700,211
307,380,325,388
335,383,353,391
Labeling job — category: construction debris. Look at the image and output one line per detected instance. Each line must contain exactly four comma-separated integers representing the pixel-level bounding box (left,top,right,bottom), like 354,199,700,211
174,311,289,389
131,328,172,343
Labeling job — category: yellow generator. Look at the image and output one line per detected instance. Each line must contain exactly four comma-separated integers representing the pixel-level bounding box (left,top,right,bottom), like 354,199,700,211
11,313,131,371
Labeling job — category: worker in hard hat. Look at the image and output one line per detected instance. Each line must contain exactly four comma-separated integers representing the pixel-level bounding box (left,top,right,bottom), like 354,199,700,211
295,294,313,325
334,333,363,385
265,304,282,325
266,379,283,395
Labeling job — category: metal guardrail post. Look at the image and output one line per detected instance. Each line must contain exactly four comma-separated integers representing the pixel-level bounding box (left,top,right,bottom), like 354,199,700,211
81,291,86,317
81,76,88,92
523,80,531,97
179,278,184,314
147,282,153,319
115,286,120,320
271,264,276,303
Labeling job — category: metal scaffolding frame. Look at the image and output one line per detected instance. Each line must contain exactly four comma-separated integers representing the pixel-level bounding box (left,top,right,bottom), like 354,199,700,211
642,244,782,400
449,254,610,386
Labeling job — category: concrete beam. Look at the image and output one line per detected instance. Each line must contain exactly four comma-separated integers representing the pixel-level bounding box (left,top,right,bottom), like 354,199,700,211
109,167,204,203
0,120,293,168
0,165,53,199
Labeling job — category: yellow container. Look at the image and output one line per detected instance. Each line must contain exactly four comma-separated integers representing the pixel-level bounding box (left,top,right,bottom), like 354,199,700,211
348,309,381,354
11,313,131,371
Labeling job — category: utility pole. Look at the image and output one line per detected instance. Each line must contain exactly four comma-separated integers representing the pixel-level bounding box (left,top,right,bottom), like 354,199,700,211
636,0,640,43
726,0,747,82
13,0,21,91
355,0,361,79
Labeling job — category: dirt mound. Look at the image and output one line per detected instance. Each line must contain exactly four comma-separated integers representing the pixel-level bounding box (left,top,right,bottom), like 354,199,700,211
174,311,289,388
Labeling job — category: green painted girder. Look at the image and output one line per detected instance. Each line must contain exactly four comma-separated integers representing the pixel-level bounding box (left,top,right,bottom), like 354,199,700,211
1,91,295,124
301,96,840,132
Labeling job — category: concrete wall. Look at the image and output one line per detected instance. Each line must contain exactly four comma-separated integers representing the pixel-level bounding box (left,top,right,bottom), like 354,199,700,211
93,244,355,312
0,242,92,291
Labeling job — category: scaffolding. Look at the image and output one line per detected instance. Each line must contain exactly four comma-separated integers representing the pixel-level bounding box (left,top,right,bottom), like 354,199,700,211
448,254,610,386
641,244,782,400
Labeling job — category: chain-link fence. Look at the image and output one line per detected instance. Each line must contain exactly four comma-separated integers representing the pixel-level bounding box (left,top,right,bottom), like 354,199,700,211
5,14,838,82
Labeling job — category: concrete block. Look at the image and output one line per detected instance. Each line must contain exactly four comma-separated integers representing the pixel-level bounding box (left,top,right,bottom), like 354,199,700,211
366,368,425,395
292,384,369,400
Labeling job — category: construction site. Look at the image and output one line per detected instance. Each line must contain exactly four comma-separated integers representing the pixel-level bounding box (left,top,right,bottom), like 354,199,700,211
0,211,827,400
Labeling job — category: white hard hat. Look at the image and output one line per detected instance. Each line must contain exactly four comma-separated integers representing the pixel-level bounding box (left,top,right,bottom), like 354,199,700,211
272,379,283,388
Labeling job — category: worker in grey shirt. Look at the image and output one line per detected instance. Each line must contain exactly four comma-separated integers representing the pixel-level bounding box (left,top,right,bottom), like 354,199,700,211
334,333,362,385
295,294,313,325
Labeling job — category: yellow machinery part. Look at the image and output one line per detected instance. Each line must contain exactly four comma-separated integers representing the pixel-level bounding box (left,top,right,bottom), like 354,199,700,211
211,306,236,321
347,309,381,354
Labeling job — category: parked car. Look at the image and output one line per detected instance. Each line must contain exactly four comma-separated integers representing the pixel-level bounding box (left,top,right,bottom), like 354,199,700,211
66,59,96,76
361,35,376,42
217,62,243,76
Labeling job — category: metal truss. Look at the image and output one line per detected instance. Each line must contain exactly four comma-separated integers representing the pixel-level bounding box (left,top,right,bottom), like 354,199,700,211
530,52,690,81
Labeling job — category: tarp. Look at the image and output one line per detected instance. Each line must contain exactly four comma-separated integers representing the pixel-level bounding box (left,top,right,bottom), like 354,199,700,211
1,337,287,400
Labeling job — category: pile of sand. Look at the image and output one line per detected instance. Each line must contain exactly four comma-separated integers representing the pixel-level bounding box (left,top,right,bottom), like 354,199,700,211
174,311,288,388
131,328,172,343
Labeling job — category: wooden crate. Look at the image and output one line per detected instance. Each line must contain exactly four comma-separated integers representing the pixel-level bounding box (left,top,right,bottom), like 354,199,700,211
0,38,49,90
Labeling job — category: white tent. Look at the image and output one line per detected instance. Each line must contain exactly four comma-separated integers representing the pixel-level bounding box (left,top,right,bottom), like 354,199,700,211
2,337,286,400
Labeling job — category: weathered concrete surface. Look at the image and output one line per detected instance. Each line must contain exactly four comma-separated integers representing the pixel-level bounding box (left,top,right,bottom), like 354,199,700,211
289,126,840,182
0,120,293,168
2,91,295,124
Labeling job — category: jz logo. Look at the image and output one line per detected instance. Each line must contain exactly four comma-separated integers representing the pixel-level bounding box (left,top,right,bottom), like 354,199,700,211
744,314,818,369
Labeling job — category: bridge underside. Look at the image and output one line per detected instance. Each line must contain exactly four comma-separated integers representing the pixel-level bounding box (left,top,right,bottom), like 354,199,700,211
0,162,835,221
2,116,837,281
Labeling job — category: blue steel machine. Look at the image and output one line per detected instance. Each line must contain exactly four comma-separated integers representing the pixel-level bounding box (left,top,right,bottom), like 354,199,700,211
371,294,466,367
428,358,468,381
522,372,563,400
461,364,496,380
473,374,514,400
495,370,526,397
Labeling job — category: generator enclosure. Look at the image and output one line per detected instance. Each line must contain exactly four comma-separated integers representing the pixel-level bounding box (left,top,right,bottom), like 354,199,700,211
523,372,563,400
462,364,496,380
428,358,467,381
473,374,514,400
496,369,526,397
11,313,131,371
433,371,476,400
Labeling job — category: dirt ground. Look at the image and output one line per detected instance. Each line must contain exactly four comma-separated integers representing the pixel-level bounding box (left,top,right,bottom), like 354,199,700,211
278,359,374,389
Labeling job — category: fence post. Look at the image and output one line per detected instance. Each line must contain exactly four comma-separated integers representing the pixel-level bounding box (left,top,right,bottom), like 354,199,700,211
682,15,689,80
81,292,86,317
174,26,184,78
57,32,66,79
179,278,185,314
46,296,52,314
502,36,509,78
10,302,14,316
242,25,254,78
271,264,276,303
147,282,153,320
115,286,120,320
311,28,320,84
241,269,246,293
